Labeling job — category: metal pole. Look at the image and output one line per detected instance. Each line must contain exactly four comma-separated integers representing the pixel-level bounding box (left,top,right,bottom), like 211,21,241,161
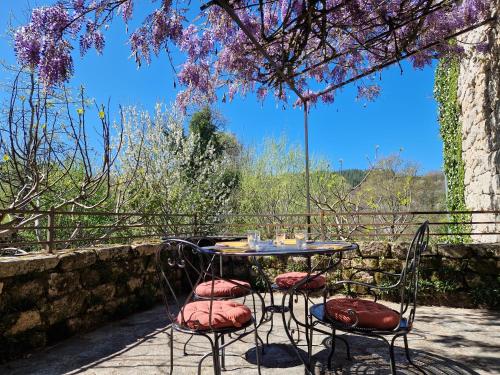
304,102,311,234
201,0,311,232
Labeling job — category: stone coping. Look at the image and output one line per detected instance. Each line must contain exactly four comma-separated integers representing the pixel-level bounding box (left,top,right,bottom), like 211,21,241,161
0,242,162,279
1,241,498,279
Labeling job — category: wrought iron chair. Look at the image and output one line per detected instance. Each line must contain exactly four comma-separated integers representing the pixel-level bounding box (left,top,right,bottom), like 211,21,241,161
183,237,253,359
192,238,251,301
191,237,251,302
270,270,326,343
155,239,262,375
308,221,429,374
266,252,345,363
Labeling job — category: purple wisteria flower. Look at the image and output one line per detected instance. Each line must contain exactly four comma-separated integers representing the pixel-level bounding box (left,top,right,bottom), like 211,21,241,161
80,20,105,55
357,85,381,102
119,0,134,23
12,0,493,107
14,4,73,85
14,26,41,67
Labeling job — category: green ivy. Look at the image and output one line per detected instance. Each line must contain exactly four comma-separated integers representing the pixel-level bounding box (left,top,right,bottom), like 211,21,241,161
434,57,470,243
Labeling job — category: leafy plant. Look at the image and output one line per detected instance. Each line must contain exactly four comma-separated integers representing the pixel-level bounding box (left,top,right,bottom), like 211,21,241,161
434,57,471,243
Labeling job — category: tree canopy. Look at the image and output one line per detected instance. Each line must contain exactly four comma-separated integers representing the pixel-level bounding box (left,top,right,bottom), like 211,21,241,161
13,0,494,110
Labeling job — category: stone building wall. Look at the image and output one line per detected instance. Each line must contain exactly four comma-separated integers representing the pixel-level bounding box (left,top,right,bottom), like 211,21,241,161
458,4,500,242
0,242,498,363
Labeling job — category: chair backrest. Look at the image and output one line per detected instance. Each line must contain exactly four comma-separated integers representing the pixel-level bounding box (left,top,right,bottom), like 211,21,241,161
155,239,205,324
397,221,429,328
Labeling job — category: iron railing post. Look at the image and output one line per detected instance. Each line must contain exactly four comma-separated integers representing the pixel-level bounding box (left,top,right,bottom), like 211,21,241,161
193,213,198,237
320,210,326,241
45,207,55,253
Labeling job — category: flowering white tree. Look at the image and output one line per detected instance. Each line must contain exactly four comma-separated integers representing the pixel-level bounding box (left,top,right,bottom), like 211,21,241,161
116,104,238,235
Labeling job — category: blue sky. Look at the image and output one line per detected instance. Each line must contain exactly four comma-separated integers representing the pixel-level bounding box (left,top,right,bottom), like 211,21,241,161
0,0,443,173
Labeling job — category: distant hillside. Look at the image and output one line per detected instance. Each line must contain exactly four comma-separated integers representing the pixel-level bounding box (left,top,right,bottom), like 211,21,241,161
335,168,446,210
413,172,446,210
339,169,367,187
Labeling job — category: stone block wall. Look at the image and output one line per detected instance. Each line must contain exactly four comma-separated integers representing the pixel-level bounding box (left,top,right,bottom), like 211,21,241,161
458,4,500,242
253,242,500,309
349,242,499,308
0,243,168,363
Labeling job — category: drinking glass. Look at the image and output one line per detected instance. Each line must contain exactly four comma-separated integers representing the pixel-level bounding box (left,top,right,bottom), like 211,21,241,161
275,231,286,246
247,230,260,249
256,239,272,251
294,230,307,248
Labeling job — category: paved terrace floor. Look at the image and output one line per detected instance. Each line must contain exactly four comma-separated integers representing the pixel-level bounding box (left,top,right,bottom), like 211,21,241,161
2,296,499,375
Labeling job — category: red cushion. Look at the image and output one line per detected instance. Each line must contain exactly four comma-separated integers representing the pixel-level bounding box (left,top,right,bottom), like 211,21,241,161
177,300,252,330
275,272,326,290
325,298,400,330
195,279,250,298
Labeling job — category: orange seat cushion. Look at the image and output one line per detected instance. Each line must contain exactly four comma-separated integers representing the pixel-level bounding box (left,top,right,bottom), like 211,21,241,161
325,298,400,330
275,272,326,290
177,300,252,330
195,279,250,298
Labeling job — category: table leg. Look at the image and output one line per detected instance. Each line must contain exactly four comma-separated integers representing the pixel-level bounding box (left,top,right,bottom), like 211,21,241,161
281,290,314,375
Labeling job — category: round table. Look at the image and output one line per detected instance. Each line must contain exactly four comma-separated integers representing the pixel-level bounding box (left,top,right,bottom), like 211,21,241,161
201,240,358,374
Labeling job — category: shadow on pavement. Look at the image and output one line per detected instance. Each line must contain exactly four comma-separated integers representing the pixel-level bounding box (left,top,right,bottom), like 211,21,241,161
311,335,489,375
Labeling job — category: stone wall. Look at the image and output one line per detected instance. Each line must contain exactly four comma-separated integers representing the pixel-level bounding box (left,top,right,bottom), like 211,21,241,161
345,242,499,308
0,241,498,363
252,242,500,309
458,3,500,242
0,243,167,363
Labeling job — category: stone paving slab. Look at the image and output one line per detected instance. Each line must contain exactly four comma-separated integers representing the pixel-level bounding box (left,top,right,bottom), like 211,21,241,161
1,296,499,375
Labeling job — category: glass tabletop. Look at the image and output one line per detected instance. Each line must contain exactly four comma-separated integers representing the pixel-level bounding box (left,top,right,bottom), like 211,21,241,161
200,240,358,257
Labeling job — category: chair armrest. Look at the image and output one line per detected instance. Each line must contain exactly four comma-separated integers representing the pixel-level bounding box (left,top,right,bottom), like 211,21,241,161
347,268,401,291
332,278,401,292
350,267,401,279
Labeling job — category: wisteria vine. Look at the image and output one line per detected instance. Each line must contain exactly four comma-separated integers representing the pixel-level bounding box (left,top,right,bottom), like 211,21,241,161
13,0,495,110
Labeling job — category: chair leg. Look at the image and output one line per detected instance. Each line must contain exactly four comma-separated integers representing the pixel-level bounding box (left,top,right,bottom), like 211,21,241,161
213,334,222,375
198,335,216,375
256,332,265,349
303,293,312,365
309,316,314,360
169,325,174,375
285,293,301,343
220,334,226,370
183,334,194,356
389,336,398,375
294,319,301,343
327,328,336,371
403,335,413,364
335,335,351,360
287,294,300,343
198,351,213,374
254,321,262,375
266,311,274,345
404,335,425,374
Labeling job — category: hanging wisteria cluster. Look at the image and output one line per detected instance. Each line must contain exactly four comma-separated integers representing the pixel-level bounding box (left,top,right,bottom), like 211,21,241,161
13,0,494,109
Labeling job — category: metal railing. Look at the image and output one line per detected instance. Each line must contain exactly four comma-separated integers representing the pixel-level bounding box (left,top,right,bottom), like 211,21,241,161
0,208,499,253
